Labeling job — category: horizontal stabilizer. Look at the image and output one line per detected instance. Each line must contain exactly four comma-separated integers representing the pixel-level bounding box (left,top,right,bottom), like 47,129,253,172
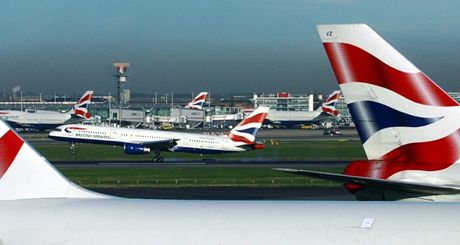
275,168,460,196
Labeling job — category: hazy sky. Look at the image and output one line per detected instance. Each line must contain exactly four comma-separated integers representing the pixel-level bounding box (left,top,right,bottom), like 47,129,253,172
1,0,459,95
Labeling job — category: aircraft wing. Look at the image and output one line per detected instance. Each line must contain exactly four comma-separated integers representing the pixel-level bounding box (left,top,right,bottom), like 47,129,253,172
275,168,460,196
129,139,179,149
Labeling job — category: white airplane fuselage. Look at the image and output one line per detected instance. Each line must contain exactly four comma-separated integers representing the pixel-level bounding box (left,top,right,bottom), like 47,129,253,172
49,124,249,154
264,90,341,128
1,198,460,245
0,91,93,131
0,110,72,130
266,110,324,127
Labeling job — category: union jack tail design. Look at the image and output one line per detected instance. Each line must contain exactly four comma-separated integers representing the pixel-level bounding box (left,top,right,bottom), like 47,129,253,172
320,90,341,116
185,92,208,110
71,90,93,119
228,107,269,144
0,118,105,200
318,24,460,181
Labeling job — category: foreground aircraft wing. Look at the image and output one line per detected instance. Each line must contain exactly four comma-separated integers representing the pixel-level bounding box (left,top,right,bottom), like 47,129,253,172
275,168,460,196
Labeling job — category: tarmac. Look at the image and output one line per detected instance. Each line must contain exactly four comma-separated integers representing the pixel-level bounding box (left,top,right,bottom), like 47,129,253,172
92,186,355,201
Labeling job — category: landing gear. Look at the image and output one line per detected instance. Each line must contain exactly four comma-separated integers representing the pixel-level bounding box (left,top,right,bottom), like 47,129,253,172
152,148,164,162
70,143,76,155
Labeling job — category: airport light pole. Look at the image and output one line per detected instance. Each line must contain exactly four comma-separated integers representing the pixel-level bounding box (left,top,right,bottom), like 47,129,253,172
114,63,130,126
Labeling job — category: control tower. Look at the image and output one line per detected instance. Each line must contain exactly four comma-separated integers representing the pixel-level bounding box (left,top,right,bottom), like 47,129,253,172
113,63,130,105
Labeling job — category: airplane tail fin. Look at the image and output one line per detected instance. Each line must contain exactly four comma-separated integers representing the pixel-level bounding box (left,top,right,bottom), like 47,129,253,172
0,118,106,200
185,92,208,110
318,24,460,167
228,107,269,144
318,90,341,116
71,90,93,119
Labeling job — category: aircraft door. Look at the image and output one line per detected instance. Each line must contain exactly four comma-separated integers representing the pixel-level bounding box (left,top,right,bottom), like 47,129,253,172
220,137,225,150
110,129,117,140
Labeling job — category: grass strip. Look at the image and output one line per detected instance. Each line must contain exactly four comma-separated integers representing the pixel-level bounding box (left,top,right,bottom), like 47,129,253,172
58,166,345,188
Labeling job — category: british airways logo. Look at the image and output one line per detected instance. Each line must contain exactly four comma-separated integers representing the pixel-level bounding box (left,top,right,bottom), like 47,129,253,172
64,127,87,133
323,30,460,179
321,90,340,116
186,92,208,110
228,108,268,144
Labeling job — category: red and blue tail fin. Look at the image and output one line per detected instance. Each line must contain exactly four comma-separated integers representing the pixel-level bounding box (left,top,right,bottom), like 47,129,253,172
318,24,460,172
0,117,105,200
185,92,208,110
320,90,341,116
228,107,269,144
71,90,93,119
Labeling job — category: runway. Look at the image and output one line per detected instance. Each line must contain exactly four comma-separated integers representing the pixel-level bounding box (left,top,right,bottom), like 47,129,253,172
256,128,359,141
56,160,354,200
92,187,355,200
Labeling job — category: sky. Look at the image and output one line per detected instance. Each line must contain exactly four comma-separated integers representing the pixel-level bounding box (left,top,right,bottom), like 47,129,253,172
1,0,459,96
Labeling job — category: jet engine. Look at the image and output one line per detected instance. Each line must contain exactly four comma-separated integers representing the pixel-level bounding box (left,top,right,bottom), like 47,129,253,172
123,143,151,154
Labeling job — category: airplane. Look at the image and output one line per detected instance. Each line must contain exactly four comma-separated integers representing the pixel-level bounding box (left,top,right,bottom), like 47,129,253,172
278,24,460,201
4,24,460,243
3,96,460,244
49,106,269,162
0,90,93,131
265,90,341,128
185,91,208,110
